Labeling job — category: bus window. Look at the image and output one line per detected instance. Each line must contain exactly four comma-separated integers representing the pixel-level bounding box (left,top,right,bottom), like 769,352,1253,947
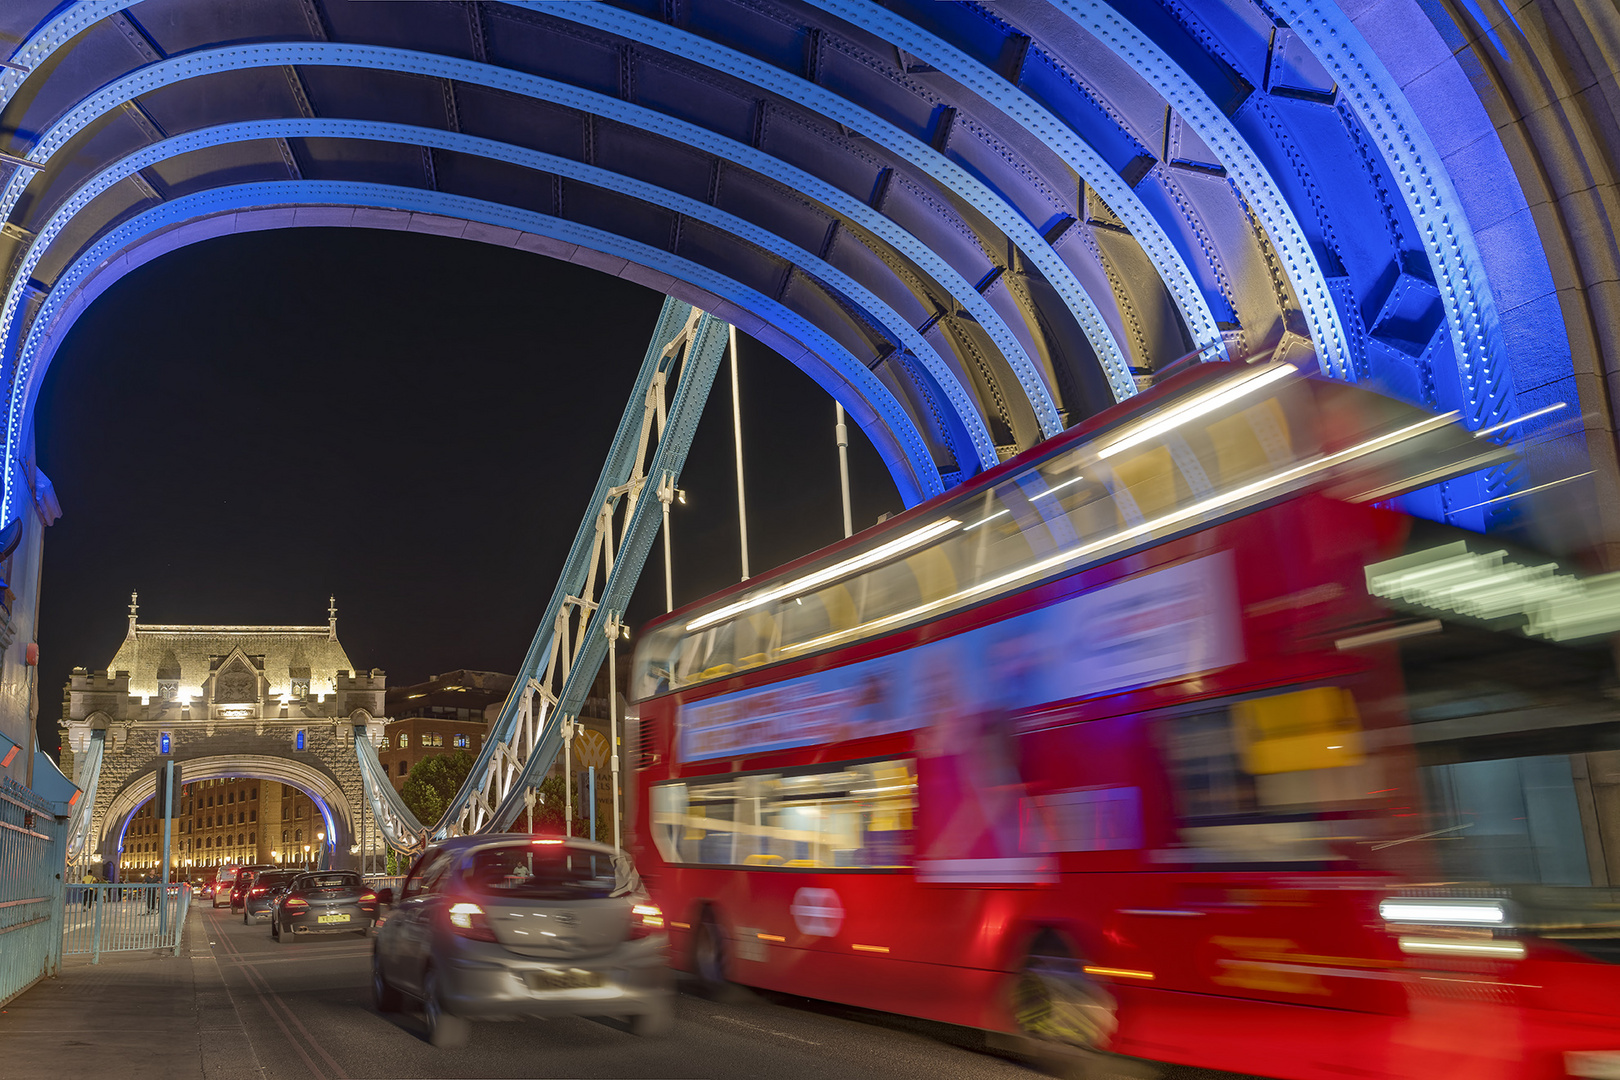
650,759,916,870
1159,690,1376,865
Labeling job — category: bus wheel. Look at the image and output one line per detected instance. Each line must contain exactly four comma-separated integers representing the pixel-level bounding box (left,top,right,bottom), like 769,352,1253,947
691,909,730,998
1012,938,1118,1051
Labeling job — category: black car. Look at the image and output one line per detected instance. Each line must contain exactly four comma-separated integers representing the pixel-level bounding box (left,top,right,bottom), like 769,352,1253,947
271,871,377,941
242,869,299,923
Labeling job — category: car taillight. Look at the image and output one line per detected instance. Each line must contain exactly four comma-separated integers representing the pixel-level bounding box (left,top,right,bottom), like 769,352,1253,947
630,902,665,939
448,902,497,942
283,897,308,912
250,887,266,896
359,891,377,906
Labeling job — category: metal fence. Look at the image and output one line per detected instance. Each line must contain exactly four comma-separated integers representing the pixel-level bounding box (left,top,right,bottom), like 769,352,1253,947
0,778,67,1008
62,884,191,963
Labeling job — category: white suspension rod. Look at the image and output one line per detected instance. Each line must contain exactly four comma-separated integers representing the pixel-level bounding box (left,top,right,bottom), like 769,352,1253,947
730,324,750,580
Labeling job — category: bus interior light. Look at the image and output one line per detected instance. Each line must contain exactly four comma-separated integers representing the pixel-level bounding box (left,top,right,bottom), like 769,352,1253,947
1380,899,1506,925
1031,475,1086,501
685,517,962,631
1096,363,1296,460
963,508,1010,531
781,413,1451,658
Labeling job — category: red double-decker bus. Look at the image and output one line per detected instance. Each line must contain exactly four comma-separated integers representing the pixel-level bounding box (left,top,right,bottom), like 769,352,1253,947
628,359,1620,1079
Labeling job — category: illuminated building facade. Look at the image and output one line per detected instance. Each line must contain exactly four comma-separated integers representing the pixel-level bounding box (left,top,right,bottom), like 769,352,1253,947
59,596,387,878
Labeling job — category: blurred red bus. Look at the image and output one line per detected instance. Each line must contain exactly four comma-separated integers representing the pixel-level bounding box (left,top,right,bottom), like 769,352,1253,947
629,360,1620,1079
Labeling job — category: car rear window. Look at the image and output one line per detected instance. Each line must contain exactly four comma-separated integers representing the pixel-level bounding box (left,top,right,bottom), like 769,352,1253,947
461,845,627,900
297,873,360,890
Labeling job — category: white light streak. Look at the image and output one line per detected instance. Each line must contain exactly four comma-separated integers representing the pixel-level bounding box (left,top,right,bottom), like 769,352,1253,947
1381,899,1505,924
1095,363,1295,460
685,517,961,631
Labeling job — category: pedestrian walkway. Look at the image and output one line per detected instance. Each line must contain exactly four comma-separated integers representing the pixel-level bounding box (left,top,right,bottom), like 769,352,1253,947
0,906,259,1080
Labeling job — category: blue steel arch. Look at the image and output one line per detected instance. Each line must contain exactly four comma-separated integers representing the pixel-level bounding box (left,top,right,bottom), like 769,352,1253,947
4,116,1002,474
0,41,1046,458
1272,0,1515,430
712,0,1233,368
0,0,1589,536
7,180,947,520
539,1,1128,413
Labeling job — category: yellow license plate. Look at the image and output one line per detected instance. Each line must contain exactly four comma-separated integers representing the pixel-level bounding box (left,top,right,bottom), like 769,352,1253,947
317,912,350,924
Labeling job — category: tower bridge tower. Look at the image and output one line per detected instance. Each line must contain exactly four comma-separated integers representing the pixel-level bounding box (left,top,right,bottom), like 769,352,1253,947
59,597,388,877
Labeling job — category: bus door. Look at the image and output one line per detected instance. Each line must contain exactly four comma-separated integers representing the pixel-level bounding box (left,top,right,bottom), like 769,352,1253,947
1144,689,1403,1013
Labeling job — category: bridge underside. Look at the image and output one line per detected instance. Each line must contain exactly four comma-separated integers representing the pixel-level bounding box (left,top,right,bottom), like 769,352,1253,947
3,0,1620,813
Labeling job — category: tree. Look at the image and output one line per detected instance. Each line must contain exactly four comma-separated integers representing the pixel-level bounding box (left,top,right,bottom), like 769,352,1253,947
400,751,475,828
530,773,577,835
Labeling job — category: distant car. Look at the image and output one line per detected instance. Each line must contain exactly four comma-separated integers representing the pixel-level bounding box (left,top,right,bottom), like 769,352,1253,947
242,870,299,923
229,865,275,914
372,836,674,1047
271,870,378,942
211,866,243,908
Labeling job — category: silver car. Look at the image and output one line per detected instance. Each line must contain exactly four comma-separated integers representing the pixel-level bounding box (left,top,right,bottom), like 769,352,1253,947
372,836,673,1047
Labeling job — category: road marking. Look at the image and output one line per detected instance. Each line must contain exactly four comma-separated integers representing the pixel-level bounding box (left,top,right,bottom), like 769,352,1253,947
210,908,351,1079
712,1014,822,1045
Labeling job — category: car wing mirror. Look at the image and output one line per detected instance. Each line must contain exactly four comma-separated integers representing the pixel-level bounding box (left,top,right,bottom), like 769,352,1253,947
376,887,394,905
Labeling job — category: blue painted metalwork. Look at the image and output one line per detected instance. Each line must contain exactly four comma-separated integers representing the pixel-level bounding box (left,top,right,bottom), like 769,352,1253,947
0,43,1027,477
0,2,137,112
534,2,1125,414
64,730,104,865
61,883,189,962
486,306,733,833
1269,0,1516,432
0,778,65,1007
8,180,944,523
7,116,995,471
437,298,702,847
354,727,426,852
0,2,1577,536
1049,1,1353,384
801,0,1227,365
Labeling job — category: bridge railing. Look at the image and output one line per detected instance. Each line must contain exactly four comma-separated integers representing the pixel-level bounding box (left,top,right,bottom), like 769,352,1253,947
0,778,65,1007
62,884,190,963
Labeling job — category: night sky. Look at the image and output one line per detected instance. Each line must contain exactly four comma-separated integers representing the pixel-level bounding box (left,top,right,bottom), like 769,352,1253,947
33,227,903,756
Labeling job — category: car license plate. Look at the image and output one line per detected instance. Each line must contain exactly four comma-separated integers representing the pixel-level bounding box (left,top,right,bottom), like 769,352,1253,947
526,970,602,991
317,912,349,924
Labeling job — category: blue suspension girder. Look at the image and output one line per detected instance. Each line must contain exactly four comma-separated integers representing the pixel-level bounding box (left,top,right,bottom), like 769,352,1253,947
353,728,426,852
63,729,105,865
348,298,728,849
459,299,731,837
